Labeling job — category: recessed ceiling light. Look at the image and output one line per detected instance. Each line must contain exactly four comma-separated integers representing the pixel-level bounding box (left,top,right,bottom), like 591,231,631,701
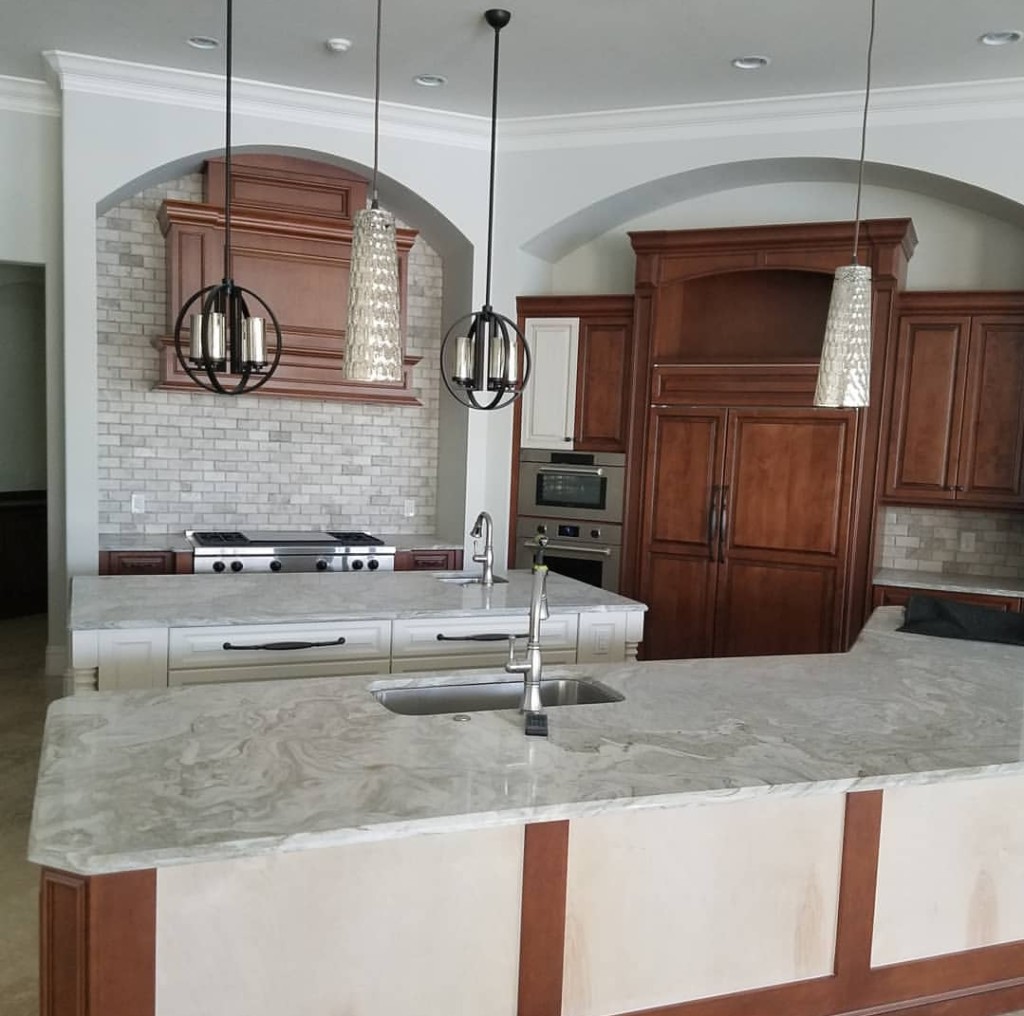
325,37,353,53
187,36,220,50
979,30,1023,46
731,55,771,70
414,73,447,87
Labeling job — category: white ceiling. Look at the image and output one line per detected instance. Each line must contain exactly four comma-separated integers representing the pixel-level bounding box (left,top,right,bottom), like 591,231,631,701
4,0,1024,117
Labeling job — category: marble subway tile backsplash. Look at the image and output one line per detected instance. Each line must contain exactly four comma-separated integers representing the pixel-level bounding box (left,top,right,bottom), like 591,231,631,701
877,506,1024,579
96,173,443,536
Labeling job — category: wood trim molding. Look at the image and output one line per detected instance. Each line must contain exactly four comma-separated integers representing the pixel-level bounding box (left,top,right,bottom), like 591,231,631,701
40,867,156,1016
513,790,1024,1016
517,821,570,1016
516,294,635,319
898,291,1024,315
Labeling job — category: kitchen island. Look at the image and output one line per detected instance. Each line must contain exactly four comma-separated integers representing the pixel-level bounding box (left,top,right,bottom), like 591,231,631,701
67,569,646,692
31,607,1024,1016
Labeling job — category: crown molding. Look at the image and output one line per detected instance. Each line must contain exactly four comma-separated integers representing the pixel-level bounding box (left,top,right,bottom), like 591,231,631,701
0,74,59,117
43,51,489,150
501,76,1024,150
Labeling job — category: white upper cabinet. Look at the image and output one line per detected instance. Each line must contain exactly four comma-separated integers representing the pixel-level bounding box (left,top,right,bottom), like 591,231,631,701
520,318,580,449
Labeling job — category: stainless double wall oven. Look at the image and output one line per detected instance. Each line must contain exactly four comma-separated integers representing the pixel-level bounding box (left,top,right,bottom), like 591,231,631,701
515,449,625,592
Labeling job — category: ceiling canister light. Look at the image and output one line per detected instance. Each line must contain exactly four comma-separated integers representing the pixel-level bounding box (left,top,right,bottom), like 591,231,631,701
342,0,404,384
172,0,283,395
439,9,532,412
814,0,877,409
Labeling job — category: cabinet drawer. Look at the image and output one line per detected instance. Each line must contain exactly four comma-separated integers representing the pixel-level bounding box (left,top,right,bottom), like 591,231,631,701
389,648,577,674
170,658,391,686
391,614,578,659
872,584,1021,612
169,620,391,670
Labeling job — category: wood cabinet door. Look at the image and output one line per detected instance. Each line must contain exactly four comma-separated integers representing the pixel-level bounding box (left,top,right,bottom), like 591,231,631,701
956,316,1024,506
638,408,726,659
884,316,970,503
574,315,632,452
713,408,857,657
520,318,579,449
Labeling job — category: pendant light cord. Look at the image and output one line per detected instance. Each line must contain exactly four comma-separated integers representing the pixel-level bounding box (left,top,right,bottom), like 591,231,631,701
484,20,501,308
223,0,233,283
370,0,383,208
851,0,876,263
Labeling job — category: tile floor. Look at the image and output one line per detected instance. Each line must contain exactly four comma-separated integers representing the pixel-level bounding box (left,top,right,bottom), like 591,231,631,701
0,614,61,1016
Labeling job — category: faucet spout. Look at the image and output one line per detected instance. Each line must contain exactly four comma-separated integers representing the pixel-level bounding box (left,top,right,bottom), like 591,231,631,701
505,537,549,732
470,511,494,587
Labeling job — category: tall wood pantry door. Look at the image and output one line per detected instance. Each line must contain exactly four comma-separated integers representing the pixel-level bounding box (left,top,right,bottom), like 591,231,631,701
640,406,857,660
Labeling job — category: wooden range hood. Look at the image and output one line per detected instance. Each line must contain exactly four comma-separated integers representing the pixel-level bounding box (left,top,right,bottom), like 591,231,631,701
153,154,421,405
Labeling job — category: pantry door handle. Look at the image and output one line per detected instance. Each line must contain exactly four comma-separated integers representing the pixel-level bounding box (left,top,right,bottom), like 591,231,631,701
718,486,730,563
221,637,346,651
707,486,720,560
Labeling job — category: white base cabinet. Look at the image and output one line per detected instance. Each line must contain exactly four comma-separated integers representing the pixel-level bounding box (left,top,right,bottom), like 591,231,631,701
74,609,644,692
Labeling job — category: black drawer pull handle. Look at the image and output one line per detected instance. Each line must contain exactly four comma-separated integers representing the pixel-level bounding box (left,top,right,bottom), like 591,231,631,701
436,632,528,642
222,637,346,651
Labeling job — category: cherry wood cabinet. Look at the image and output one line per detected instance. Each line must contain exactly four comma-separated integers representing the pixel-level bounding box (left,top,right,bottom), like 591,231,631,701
628,220,916,656
515,295,635,454
640,401,857,659
394,549,464,572
873,584,1021,612
99,551,193,576
884,293,1024,508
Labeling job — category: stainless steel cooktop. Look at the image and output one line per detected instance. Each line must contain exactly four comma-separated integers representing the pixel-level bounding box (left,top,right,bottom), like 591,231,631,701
185,530,396,575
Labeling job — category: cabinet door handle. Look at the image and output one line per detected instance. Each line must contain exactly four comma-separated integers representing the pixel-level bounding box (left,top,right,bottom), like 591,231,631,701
718,486,730,564
436,632,528,642
708,486,721,560
221,637,346,651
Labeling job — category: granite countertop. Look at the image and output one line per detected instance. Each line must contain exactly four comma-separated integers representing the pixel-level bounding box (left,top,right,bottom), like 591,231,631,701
99,532,193,553
31,607,1024,874
69,570,645,631
97,532,462,554
874,567,1024,600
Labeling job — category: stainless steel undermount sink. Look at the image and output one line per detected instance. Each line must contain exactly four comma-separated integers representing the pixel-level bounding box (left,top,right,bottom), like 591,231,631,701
435,572,509,585
373,678,623,716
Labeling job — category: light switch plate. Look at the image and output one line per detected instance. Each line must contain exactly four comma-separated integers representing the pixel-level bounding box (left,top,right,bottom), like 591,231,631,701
130,493,145,515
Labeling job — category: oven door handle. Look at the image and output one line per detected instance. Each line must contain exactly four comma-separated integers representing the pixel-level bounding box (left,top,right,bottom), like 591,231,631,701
535,466,605,477
524,540,612,556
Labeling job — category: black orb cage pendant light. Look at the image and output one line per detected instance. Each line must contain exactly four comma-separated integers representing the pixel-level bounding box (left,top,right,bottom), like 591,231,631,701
172,0,283,395
440,8,532,411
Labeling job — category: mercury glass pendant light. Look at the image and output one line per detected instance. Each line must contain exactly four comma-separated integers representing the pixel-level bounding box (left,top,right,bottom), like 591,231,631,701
439,9,532,411
814,0,877,408
343,0,404,383
172,0,283,395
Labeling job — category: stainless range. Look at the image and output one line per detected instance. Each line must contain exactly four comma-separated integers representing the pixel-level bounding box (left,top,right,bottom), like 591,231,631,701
186,530,396,575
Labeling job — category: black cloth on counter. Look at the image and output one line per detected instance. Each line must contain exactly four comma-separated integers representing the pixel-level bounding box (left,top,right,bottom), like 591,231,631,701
898,594,1024,647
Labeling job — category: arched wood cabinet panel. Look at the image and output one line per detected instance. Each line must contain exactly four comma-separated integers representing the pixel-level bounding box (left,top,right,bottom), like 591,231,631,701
626,219,917,658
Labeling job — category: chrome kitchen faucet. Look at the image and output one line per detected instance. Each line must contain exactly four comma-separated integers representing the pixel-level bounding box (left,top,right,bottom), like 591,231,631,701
470,511,495,586
505,536,550,736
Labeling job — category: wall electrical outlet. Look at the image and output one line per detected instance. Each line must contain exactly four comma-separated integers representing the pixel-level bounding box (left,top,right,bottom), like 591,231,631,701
130,493,146,515
959,531,976,553
403,498,416,518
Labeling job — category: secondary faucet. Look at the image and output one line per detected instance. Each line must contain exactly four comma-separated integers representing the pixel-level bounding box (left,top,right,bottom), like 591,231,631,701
505,537,550,735
470,511,494,586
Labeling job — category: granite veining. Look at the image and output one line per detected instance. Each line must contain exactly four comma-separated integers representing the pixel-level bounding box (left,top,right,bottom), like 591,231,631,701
874,567,1024,600
69,570,645,631
31,608,1024,874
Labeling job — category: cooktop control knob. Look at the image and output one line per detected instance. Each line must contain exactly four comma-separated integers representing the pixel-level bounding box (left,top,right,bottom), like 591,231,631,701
270,560,282,572
537,524,547,534
213,561,226,573
591,529,601,539
367,558,380,570
231,561,244,572
316,559,328,571
351,559,364,571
